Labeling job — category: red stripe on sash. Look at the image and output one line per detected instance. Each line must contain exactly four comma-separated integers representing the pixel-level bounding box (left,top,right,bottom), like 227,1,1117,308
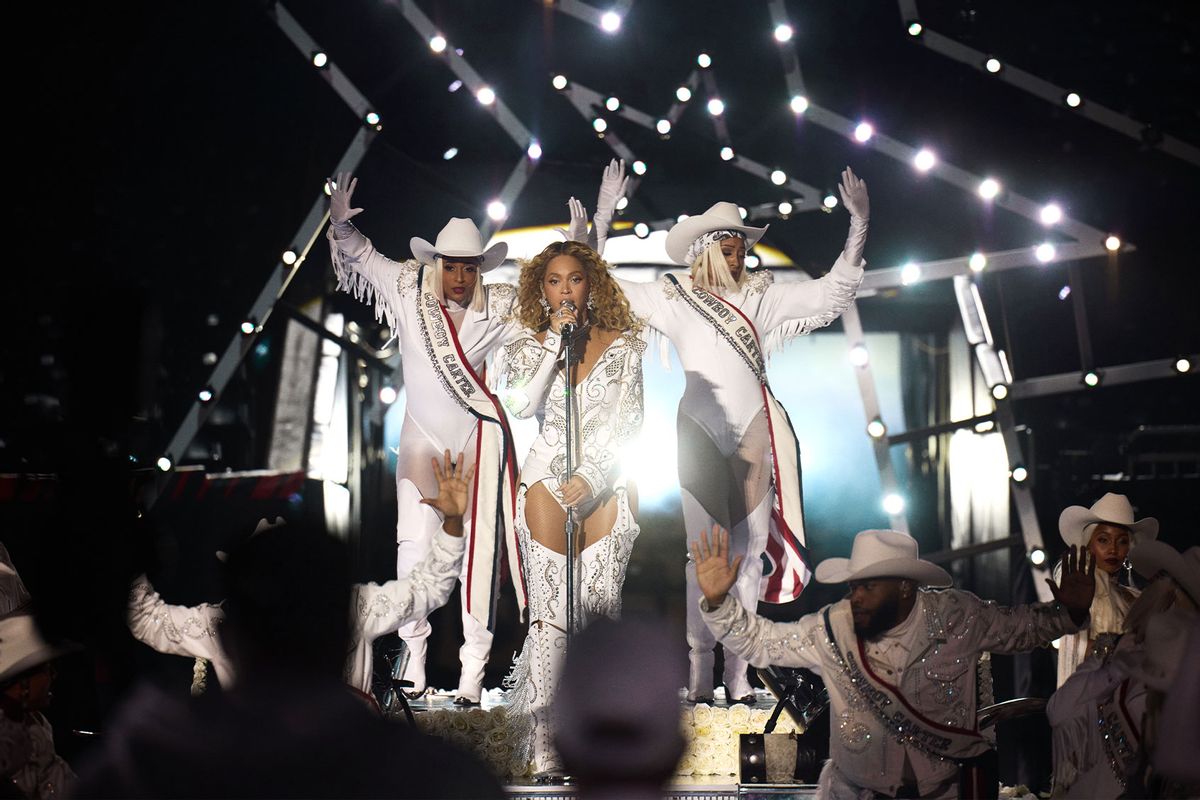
1117,679,1141,745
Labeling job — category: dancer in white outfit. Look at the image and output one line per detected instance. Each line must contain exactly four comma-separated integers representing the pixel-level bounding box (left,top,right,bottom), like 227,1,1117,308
499,240,644,775
325,173,525,704
576,160,869,702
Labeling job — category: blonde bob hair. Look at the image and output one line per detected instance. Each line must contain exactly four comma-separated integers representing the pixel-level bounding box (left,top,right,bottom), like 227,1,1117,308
690,236,747,295
515,241,640,334
426,256,486,313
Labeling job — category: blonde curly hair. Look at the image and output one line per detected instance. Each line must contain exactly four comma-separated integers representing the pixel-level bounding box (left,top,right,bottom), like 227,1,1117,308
516,241,641,334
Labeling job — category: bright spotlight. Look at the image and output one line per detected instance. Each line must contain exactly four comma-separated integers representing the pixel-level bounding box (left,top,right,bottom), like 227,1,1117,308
364,111,381,126
697,53,712,68
240,320,256,335
774,23,794,42
1174,357,1192,374
476,86,495,105
790,95,809,114
486,200,507,221
974,420,995,433
823,194,838,209
676,214,689,223
1035,243,1056,263
379,386,398,405
156,456,172,472
552,74,568,90
282,249,298,265
707,98,725,116
632,160,647,175
1064,92,1082,108
616,197,629,210
676,86,692,102
991,384,1009,400
429,35,447,53
770,169,787,186
1011,465,1029,482
1029,547,1048,567
656,119,671,135
882,494,906,515
443,147,459,160
1105,235,1121,252
634,223,650,238
900,263,921,285
737,207,748,220
985,57,1002,74
978,178,1000,200
198,388,214,403
448,79,463,93
968,252,987,273
907,21,923,36
1039,203,1063,226
527,140,542,160
593,117,608,133
849,345,869,367
913,148,936,172
867,419,887,438
1083,370,1101,388
600,11,621,33
311,51,328,68
745,254,760,268
1058,285,1071,301
853,122,874,143
202,352,218,366
606,96,621,111
777,201,793,215
720,146,735,161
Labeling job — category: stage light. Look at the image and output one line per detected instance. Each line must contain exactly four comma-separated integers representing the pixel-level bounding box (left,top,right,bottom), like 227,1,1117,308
364,111,381,126
443,147,458,160
738,207,748,220
592,117,608,133
240,320,256,335
854,122,874,143
778,201,793,216
486,200,507,221
198,388,214,403
311,51,328,68
968,252,987,273
745,254,760,268
720,146,735,161
202,352,218,366
882,494,906,515
1065,92,1082,108
774,23,794,42
358,373,369,389
1058,285,1071,301
448,79,462,93
1029,547,1048,567
677,215,691,224
1039,203,1063,226
282,249,298,265
616,197,629,210
867,419,887,439
823,194,838,209
707,98,725,116
991,384,1009,400
1174,357,1192,374
1083,370,1101,388
849,345,869,367
697,53,712,68
476,87,495,105
656,119,671,135
429,35,447,53
379,385,398,405
978,178,1000,200
600,11,621,33
974,420,995,433
790,95,809,114
901,263,921,285
771,169,787,186
1011,465,1028,482
634,222,650,238
913,148,936,172
323,179,334,197
156,456,172,472
632,160,647,175
526,140,542,160
1035,243,1056,263
985,57,1002,74
907,21,923,36
1105,235,1121,252
606,96,621,111
676,86,692,102
552,74,568,90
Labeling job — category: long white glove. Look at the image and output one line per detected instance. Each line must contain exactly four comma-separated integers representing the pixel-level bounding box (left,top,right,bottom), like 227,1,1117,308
837,167,870,266
328,171,364,227
555,196,590,243
591,158,628,255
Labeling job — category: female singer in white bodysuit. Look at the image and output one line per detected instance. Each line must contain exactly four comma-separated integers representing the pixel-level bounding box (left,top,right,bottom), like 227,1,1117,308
325,172,518,703
499,240,644,774
579,161,870,703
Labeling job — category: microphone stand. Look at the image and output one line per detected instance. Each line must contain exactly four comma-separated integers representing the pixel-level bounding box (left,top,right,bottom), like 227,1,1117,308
562,321,580,639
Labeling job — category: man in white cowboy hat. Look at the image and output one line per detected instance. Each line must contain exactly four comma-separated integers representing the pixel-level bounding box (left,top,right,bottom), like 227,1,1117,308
692,526,1096,799
571,159,870,704
327,173,525,704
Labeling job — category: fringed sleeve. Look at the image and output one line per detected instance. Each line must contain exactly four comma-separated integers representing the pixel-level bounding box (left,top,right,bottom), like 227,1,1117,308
326,221,414,335
758,255,864,355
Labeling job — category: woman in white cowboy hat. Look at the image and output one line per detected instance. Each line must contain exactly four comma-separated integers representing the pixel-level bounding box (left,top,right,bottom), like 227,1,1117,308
1053,493,1158,687
569,159,869,703
326,173,522,704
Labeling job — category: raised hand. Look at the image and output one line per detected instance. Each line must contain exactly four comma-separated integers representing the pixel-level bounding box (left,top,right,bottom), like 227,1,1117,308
328,171,364,225
689,525,744,607
595,158,629,219
559,475,593,508
837,167,869,220
554,196,590,243
419,450,474,525
1045,544,1096,625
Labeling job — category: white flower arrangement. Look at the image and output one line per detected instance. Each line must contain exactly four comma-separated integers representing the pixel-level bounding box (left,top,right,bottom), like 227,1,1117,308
409,705,532,779
676,703,804,776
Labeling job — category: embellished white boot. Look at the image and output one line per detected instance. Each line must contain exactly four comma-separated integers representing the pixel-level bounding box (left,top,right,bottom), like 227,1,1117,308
524,539,569,777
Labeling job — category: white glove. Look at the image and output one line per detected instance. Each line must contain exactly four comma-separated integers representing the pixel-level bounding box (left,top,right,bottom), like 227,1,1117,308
837,167,869,220
329,171,364,226
594,158,629,222
554,196,590,243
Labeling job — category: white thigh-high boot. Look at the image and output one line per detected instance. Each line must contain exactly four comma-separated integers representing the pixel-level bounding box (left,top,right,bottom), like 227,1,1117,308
682,487,718,702
721,493,771,701
455,521,495,704
395,478,440,694
580,488,640,623
524,539,568,774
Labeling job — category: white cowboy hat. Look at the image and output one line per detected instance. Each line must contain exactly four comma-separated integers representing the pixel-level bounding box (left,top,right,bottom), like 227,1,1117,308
814,529,952,587
0,613,79,683
664,202,768,265
410,218,508,272
1058,493,1158,548
1124,607,1198,691
1129,541,1200,607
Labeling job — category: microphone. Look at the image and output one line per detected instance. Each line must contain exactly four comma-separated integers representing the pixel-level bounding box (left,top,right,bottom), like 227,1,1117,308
559,299,578,337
